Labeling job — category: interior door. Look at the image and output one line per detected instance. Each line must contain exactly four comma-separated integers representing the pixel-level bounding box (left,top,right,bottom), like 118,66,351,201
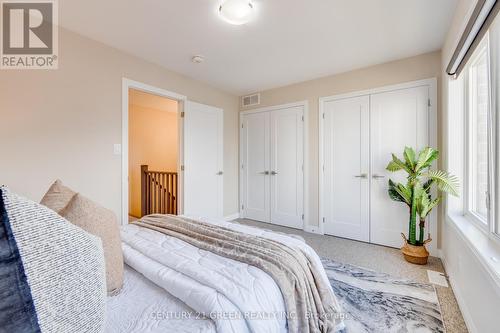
183,101,223,218
323,96,370,241
270,106,304,229
241,112,271,222
370,86,429,248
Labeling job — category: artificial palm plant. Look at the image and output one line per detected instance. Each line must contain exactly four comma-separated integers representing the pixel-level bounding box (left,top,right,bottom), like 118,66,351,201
386,147,459,247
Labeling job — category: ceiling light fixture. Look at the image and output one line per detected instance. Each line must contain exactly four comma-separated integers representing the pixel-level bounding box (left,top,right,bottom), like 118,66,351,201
218,0,254,25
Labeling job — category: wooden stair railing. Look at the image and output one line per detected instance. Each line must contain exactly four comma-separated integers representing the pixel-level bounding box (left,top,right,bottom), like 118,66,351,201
141,165,178,217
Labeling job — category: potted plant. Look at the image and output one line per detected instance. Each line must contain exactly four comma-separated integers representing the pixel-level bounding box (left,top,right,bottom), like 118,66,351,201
386,147,459,264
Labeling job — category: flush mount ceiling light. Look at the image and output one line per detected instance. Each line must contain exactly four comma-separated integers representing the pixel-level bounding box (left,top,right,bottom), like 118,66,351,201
218,0,254,25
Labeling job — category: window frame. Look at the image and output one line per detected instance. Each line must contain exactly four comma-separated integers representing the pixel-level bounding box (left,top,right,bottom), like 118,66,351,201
463,34,493,232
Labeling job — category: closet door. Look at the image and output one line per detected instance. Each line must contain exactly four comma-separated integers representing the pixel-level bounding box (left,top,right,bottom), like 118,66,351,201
370,86,429,248
241,112,271,222
270,106,304,229
322,96,370,241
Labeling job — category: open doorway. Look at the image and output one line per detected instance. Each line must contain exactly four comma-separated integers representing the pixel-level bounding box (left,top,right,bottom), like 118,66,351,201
128,88,180,221
122,78,224,225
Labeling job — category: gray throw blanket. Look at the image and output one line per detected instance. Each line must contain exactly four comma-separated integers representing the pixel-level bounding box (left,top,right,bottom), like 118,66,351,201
132,215,342,333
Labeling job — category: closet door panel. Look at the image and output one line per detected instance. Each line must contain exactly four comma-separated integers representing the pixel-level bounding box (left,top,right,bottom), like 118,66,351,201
323,96,370,241
242,112,271,222
270,106,304,229
370,86,429,248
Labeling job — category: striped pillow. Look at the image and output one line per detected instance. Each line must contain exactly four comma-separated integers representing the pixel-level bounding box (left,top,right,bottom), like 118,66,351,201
0,186,106,333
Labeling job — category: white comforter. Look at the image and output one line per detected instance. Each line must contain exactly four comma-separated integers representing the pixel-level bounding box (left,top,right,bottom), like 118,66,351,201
121,216,339,333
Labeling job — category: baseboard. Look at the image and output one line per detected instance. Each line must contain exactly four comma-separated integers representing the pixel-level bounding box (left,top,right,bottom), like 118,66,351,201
224,213,240,221
304,225,323,235
440,254,479,333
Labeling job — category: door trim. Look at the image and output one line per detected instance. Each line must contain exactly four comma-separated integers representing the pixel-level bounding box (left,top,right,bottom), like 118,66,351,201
318,78,438,255
121,78,187,226
239,100,309,231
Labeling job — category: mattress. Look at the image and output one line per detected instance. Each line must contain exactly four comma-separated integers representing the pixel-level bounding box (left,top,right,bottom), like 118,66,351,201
105,265,216,333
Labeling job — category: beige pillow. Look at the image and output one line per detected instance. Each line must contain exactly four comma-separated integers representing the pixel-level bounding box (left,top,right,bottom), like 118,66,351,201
40,180,76,213
60,193,124,295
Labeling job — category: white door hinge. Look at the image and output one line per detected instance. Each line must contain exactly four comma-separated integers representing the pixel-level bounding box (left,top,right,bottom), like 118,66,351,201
181,111,185,118
322,217,326,223
180,165,185,171
301,214,304,220
428,98,431,107
486,191,491,210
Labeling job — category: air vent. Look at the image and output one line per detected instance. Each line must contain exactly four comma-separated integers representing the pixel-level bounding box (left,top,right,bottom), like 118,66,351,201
242,93,260,107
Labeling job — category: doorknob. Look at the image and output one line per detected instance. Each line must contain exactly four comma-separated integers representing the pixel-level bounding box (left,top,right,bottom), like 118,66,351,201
270,171,278,175
372,174,385,179
354,173,368,178
260,171,270,175
216,171,223,175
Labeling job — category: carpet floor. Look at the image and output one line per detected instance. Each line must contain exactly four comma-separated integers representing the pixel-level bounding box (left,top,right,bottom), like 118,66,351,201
237,218,468,333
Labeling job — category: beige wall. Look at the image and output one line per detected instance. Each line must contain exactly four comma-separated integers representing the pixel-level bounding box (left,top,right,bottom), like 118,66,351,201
241,51,443,238
0,27,240,219
128,97,178,218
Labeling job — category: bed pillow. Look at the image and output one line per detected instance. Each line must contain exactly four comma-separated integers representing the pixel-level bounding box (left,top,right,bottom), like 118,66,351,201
40,180,76,213
61,193,124,295
0,186,106,333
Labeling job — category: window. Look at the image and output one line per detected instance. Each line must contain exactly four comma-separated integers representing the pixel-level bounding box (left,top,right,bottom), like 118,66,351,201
446,10,500,242
466,40,491,225
447,6,500,245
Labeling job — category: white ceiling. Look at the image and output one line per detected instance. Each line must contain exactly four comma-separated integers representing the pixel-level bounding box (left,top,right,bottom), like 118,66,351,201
59,0,458,95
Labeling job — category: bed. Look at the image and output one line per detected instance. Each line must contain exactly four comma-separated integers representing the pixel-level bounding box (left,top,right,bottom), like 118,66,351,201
105,215,344,333
2,184,341,333
106,265,216,333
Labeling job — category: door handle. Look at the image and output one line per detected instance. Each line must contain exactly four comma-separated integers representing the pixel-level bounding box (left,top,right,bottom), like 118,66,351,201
216,171,223,175
270,171,278,175
354,173,368,178
260,171,270,175
372,174,385,179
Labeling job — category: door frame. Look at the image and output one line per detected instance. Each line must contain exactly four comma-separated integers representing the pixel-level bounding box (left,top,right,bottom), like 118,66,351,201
239,100,310,231
318,78,438,254
121,78,187,226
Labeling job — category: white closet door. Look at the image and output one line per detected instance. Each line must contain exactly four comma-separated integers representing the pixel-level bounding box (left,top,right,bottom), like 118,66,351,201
370,86,429,248
270,106,304,229
323,96,370,241
241,112,271,222
183,101,223,218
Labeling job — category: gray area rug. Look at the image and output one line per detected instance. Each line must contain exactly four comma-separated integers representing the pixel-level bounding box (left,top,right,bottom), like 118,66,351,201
322,258,445,333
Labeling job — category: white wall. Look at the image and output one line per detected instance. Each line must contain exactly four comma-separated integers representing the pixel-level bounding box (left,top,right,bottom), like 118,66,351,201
0,27,240,219
441,1,500,332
